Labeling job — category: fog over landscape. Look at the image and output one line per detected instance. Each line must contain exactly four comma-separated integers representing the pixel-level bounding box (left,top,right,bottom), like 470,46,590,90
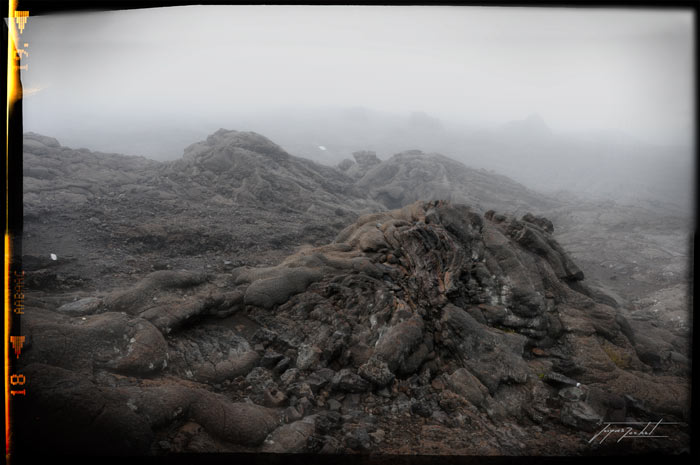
22,6,694,209
15,5,696,458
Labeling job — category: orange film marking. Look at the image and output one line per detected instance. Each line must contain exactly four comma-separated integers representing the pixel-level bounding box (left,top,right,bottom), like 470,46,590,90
4,235,10,462
9,337,23,358
6,1,20,461
13,12,28,34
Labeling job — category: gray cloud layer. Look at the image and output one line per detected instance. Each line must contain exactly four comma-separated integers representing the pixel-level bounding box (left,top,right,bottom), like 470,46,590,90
21,6,694,149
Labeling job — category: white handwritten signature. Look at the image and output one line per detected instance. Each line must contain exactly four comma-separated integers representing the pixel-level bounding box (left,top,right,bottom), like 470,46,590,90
589,420,683,444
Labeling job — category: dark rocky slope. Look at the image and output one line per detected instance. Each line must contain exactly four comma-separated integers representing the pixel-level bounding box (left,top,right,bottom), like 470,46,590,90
342,149,559,214
18,129,691,456
18,201,689,456
22,130,383,293
337,147,692,364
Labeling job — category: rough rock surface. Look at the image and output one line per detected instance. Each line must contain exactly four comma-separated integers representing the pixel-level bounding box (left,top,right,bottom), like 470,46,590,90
355,150,559,213
18,200,690,456
22,129,383,295
18,130,691,457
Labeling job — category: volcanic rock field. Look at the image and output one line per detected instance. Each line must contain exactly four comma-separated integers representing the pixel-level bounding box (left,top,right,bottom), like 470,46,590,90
17,130,692,456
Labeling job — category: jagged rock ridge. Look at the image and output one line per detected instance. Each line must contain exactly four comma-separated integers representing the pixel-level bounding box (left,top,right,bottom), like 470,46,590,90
350,149,560,213
168,129,377,215
18,201,689,456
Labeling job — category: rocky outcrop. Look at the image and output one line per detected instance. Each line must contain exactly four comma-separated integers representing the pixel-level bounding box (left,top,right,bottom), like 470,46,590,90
355,150,559,213
19,129,690,456
337,150,382,179
168,129,379,216
21,130,383,296
18,200,689,456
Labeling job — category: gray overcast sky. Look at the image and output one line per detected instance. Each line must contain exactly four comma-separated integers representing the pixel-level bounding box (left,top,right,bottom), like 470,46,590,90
21,5,695,147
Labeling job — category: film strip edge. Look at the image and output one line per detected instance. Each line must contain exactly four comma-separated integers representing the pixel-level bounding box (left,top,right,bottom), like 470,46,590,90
5,1,27,463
